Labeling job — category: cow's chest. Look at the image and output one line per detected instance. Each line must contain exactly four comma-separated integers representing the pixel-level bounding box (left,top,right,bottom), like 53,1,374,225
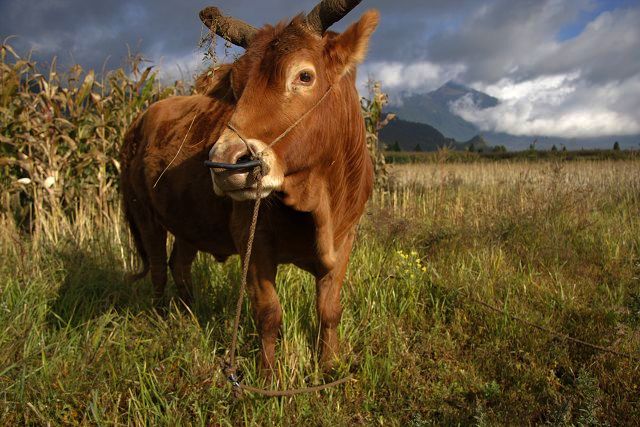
230,199,321,270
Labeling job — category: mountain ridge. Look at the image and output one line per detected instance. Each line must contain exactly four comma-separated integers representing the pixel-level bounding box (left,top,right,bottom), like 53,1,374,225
386,81,639,151
379,118,486,152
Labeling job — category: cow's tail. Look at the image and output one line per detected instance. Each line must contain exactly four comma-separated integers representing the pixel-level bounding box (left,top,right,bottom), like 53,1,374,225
122,196,149,283
121,112,149,284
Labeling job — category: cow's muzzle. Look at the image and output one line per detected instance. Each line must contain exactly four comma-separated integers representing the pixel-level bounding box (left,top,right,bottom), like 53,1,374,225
208,130,284,201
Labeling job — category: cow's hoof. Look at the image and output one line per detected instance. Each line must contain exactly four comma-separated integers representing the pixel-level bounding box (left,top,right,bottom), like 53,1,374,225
320,353,340,373
258,363,276,382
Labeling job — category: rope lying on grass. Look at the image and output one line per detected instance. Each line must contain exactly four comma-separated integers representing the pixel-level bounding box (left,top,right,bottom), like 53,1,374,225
464,293,640,362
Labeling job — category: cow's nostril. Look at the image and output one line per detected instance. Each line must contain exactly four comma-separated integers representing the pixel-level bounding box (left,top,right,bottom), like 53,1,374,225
236,154,253,164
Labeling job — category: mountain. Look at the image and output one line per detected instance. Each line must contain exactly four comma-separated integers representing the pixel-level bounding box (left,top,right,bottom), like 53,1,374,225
387,81,640,151
379,119,454,151
379,118,482,152
389,81,498,141
430,81,499,110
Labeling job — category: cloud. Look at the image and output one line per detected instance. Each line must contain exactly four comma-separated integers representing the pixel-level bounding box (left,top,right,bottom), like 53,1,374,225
425,0,640,138
451,73,640,138
155,50,205,82
427,0,591,83
358,61,466,98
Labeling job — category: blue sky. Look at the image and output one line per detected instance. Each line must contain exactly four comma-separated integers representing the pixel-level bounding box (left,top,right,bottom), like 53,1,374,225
1,0,638,139
557,0,637,40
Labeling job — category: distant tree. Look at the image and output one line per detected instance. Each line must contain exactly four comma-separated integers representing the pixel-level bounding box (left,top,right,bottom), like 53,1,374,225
388,141,401,152
491,145,507,153
562,145,567,152
468,143,475,152
551,144,558,152
413,143,423,152
613,141,620,151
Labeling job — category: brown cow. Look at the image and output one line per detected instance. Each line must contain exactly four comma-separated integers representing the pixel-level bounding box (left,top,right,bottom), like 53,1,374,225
120,2,378,373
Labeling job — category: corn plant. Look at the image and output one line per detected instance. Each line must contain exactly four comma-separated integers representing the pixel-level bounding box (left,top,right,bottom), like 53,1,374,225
361,79,394,187
0,43,188,235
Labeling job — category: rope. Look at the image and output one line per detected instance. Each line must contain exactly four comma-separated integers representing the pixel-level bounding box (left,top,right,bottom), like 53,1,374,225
220,83,353,398
239,375,353,397
225,168,262,374
466,294,639,362
267,85,333,148
214,74,639,394
154,112,198,188
227,122,258,158
220,165,354,397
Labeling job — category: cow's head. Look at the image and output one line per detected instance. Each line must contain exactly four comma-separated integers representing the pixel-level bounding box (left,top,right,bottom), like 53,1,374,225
206,3,379,201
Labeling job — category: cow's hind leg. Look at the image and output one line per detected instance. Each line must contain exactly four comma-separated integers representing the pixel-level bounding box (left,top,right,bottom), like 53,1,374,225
134,216,168,304
145,231,168,304
169,238,197,306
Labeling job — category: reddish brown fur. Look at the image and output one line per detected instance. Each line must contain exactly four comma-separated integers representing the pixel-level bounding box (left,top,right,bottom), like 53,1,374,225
120,11,379,373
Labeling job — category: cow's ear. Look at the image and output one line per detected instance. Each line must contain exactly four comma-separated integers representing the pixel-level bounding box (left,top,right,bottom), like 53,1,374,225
324,9,379,78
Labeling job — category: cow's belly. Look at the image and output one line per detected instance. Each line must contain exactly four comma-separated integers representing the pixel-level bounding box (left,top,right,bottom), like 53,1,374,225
150,162,237,258
161,197,237,258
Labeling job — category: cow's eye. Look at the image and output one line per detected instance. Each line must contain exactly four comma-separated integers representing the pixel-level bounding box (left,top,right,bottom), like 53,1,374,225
296,70,314,86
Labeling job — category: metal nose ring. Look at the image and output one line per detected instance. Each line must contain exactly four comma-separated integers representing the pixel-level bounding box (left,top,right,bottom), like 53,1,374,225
204,159,262,171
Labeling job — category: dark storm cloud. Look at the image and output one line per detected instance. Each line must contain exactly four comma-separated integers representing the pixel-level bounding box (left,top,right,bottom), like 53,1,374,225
0,0,477,72
0,0,298,72
425,0,640,85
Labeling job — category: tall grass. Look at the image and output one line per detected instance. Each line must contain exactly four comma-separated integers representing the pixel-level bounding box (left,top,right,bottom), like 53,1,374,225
1,44,640,424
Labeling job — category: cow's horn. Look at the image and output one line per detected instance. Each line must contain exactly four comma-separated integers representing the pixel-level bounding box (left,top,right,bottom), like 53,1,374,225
199,6,257,49
305,0,363,34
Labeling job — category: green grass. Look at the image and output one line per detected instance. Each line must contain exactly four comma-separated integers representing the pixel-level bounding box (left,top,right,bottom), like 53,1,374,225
1,160,640,425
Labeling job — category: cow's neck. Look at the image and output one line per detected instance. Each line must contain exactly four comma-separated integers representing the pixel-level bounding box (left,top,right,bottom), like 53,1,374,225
280,103,372,271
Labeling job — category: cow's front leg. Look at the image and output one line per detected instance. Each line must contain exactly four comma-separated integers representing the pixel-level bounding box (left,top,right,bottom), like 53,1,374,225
245,243,281,377
315,231,355,370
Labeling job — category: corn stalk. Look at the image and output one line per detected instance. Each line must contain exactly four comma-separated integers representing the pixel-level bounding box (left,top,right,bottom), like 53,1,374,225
361,79,394,187
0,43,188,236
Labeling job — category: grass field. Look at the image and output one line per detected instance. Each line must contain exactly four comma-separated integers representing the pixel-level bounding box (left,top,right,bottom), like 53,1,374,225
384,148,640,164
1,159,639,425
